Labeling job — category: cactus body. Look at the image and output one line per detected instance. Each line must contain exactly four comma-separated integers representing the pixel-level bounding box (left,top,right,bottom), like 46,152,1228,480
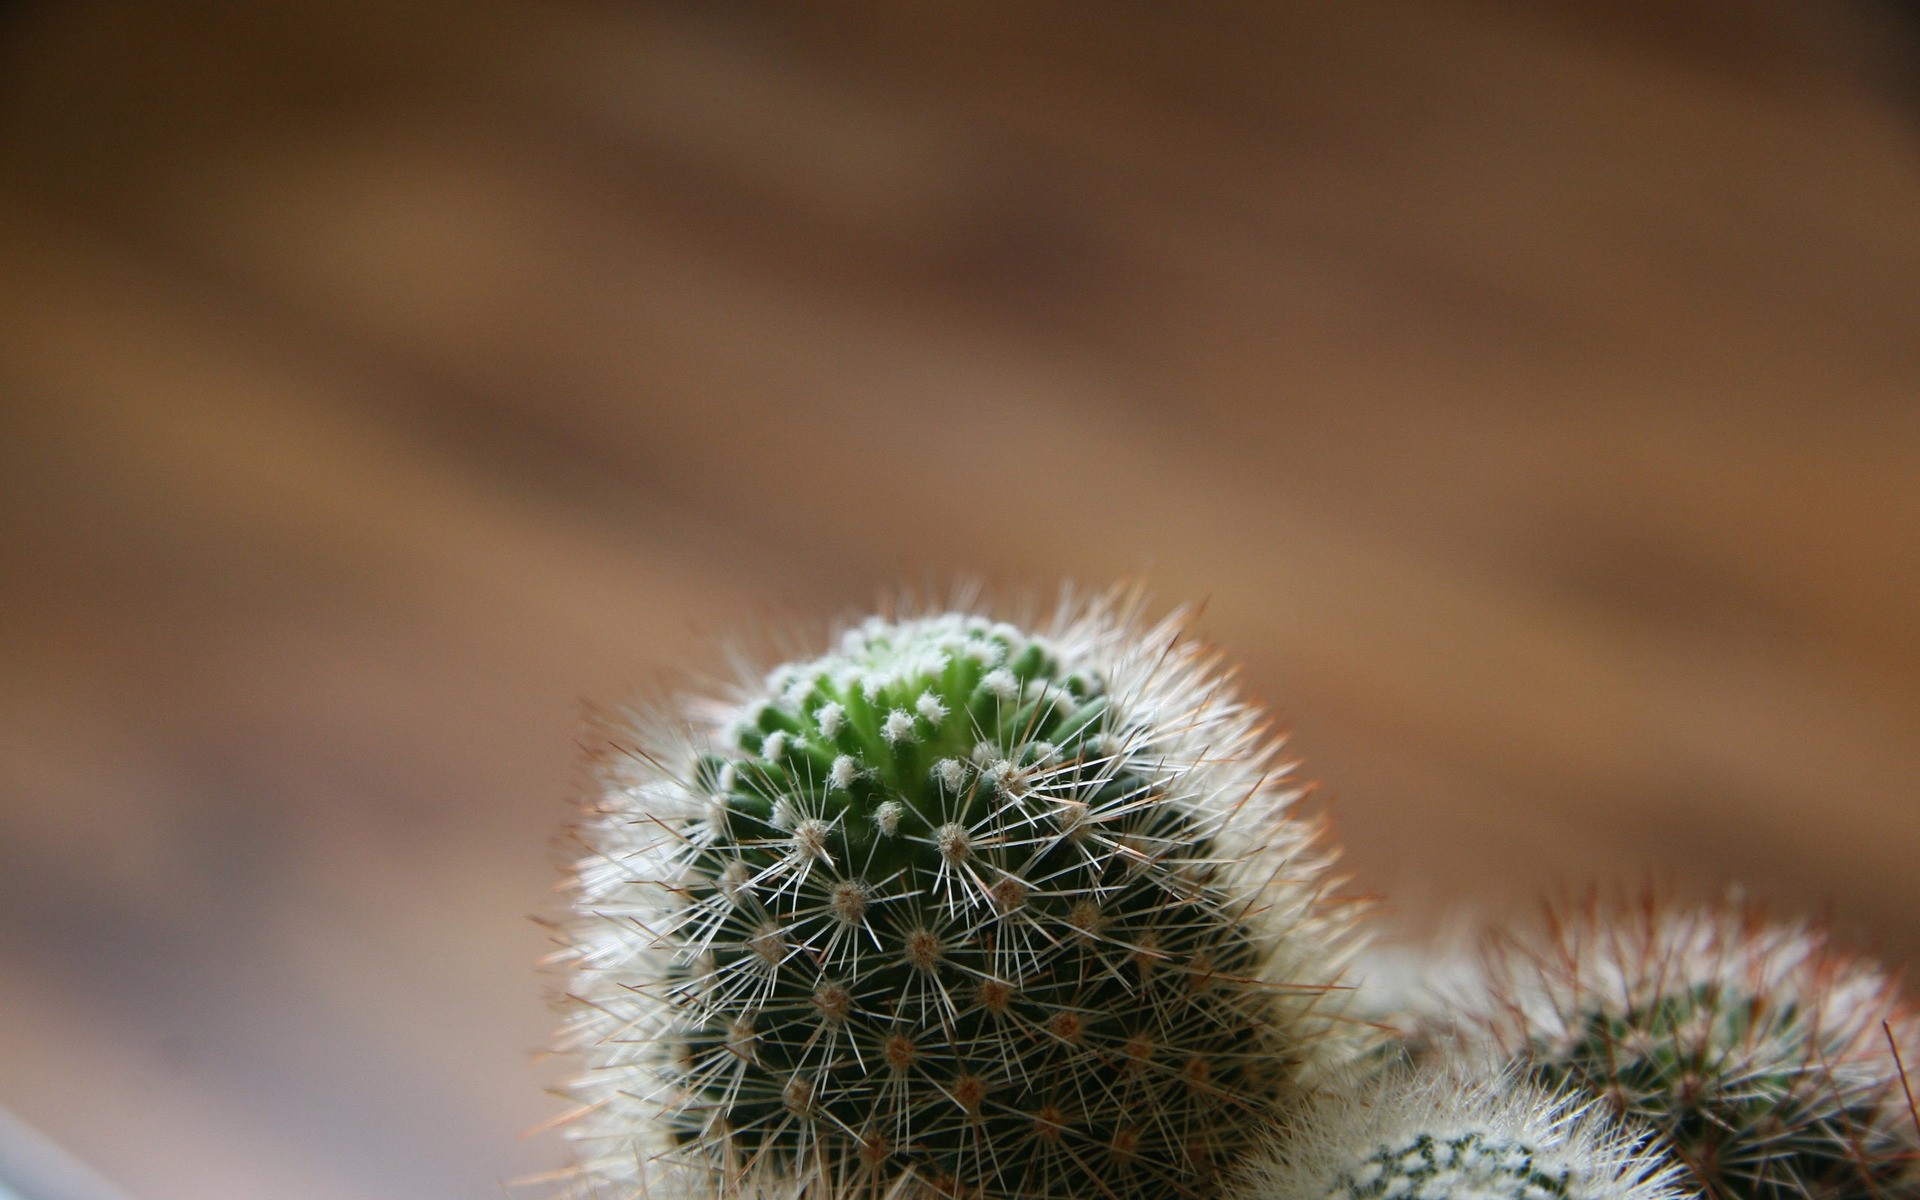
1469,899,1920,1200
1223,1066,1687,1200
557,597,1356,1200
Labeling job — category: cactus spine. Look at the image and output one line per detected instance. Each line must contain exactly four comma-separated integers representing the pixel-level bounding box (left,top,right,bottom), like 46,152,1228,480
556,596,1357,1200
1466,898,1920,1200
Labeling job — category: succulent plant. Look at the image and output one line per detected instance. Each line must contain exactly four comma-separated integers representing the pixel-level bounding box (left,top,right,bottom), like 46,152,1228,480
1223,1064,1689,1200
553,594,1360,1200
1465,896,1920,1200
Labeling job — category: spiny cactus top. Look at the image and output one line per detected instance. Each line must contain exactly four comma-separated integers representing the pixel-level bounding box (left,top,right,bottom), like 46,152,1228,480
1466,898,1920,1200
1222,1066,1689,1200
555,595,1359,1200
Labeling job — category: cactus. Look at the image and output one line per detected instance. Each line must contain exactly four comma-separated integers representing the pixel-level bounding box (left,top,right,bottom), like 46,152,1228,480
1464,896,1920,1200
1223,1065,1689,1200
553,595,1359,1200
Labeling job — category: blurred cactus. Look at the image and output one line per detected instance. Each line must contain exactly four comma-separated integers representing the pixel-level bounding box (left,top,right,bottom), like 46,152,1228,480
1463,897,1920,1200
1224,1065,1688,1200
554,594,1360,1200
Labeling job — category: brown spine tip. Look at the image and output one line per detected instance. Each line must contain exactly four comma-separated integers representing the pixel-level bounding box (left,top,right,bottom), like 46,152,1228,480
991,876,1029,913
749,924,785,965
726,1017,758,1062
937,822,972,864
884,1034,918,1072
1031,1105,1068,1142
829,880,869,924
1069,900,1103,938
904,927,944,971
811,982,852,1023
1180,1055,1213,1090
975,978,1015,1016
782,1073,814,1117
952,1072,988,1115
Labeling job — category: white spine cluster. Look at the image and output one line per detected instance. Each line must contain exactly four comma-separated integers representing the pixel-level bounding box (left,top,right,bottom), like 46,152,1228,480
1224,1066,1689,1200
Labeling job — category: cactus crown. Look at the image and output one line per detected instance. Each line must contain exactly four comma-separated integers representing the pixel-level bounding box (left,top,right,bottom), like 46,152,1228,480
1474,900,1920,1200
558,598,1355,1200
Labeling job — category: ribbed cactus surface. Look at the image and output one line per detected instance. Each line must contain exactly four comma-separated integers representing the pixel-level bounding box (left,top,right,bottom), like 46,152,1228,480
558,600,1353,1200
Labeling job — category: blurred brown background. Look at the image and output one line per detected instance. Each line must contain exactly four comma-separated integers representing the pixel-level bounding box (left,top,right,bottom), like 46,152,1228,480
2,2,1919,1198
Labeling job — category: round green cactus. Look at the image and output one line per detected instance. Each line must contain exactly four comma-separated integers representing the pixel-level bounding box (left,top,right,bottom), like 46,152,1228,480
1469,899,1920,1200
556,598,1358,1200
1224,1065,1687,1200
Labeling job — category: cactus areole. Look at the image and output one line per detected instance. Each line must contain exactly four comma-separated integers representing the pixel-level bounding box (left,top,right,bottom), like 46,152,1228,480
560,601,1347,1200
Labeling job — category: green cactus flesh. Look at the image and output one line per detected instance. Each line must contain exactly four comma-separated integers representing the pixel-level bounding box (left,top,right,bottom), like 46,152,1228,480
658,618,1297,1199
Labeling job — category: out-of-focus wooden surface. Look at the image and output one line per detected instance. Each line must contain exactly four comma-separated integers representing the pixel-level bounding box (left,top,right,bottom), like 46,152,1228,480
2,2,1918,1197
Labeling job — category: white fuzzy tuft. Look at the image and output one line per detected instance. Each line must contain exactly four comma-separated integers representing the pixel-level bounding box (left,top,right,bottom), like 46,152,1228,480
881,709,915,744
982,758,1018,796
914,690,949,726
814,702,845,738
1225,1065,1689,1200
827,754,858,791
932,757,965,791
981,667,1019,700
